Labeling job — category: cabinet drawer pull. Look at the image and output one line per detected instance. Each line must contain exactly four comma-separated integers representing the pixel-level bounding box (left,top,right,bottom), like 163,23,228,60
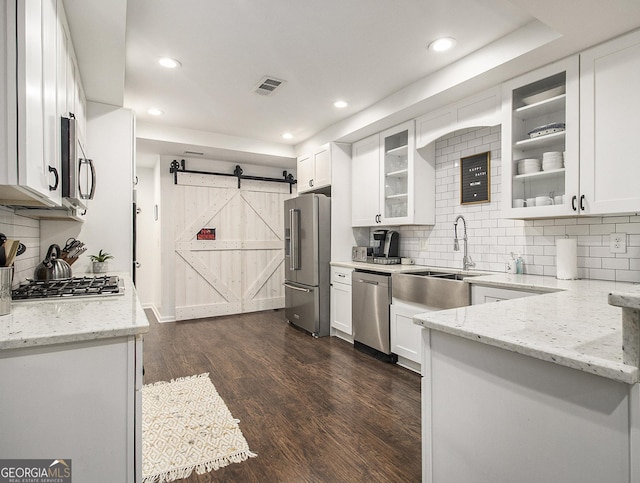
48,166,59,191
571,195,577,211
580,194,585,211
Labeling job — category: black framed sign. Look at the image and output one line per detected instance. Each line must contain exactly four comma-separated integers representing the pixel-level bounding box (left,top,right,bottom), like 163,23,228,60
460,151,490,205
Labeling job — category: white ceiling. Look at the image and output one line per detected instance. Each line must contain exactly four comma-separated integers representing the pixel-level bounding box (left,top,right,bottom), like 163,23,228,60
63,0,640,167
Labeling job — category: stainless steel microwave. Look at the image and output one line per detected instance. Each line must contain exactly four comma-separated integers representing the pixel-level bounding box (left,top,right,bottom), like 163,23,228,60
61,116,95,210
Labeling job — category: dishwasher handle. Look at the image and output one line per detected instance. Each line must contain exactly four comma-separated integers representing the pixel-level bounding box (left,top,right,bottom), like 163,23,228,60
357,279,379,285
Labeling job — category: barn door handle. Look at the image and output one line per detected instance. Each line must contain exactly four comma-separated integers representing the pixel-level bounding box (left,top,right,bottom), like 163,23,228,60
289,209,301,270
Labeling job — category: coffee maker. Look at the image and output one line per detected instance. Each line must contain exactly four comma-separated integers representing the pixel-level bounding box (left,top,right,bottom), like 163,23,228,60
371,230,400,264
372,230,388,257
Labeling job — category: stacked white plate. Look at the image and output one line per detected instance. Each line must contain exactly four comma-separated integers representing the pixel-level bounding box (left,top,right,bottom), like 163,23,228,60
542,151,564,171
518,158,541,175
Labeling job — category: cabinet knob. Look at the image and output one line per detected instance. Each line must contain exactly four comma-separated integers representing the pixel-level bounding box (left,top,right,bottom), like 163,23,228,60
48,166,59,191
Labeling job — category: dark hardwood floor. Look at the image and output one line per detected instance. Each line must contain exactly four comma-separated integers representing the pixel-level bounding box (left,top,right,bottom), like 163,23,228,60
143,309,421,482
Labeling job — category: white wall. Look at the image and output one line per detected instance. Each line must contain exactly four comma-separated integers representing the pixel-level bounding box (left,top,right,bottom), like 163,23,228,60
378,125,640,282
41,102,134,275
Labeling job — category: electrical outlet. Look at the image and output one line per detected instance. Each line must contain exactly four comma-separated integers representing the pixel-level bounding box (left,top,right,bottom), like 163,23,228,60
610,233,627,254
419,238,429,250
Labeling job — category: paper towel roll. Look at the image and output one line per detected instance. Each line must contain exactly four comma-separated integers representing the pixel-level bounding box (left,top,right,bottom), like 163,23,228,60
556,238,578,280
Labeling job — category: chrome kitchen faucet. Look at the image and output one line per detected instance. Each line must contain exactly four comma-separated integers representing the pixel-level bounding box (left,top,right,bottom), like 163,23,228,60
454,215,475,271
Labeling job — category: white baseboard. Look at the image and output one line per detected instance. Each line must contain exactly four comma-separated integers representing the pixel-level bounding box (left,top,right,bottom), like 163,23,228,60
141,303,176,323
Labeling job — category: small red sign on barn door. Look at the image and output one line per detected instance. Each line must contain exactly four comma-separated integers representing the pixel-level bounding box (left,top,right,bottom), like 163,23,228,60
197,228,216,240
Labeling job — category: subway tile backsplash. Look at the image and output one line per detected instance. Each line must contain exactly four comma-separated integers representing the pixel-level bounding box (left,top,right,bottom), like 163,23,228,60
0,207,40,286
376,125,640,282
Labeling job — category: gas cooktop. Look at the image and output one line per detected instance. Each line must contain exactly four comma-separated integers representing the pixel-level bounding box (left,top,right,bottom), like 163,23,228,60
12,275,124,301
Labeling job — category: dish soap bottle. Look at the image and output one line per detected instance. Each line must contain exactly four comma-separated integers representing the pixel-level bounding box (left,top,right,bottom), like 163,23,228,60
515,253,523,274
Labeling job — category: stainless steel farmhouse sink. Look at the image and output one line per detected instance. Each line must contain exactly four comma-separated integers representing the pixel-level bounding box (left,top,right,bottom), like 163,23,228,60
392,271,478,309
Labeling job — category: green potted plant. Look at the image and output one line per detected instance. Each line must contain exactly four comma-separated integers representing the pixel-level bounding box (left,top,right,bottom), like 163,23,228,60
89,249,113,273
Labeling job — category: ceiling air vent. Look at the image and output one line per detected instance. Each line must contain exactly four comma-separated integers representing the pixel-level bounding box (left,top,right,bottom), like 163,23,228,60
254,76,286,96
184,150,204,156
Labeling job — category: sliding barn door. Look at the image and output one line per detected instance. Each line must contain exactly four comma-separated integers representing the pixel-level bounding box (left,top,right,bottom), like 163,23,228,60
173,173,290,321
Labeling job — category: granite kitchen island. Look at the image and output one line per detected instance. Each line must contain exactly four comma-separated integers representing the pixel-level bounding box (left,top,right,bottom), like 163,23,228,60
0,274,149,483
415,273,640,483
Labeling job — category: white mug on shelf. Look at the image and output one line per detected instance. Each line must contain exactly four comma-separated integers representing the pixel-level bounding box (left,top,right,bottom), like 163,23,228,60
526,197,536,207
514,199,525,208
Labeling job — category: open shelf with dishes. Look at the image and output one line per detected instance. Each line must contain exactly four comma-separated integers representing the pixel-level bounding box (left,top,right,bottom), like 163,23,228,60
502,57,580,217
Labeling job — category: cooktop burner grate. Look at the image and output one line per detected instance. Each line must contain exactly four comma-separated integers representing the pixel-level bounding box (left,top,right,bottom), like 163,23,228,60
12,276,123,300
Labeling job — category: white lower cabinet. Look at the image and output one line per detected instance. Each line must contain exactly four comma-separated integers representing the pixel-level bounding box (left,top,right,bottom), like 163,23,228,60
0,335,143,482
330,267,353,340
421,330,635,483
390,299,427,374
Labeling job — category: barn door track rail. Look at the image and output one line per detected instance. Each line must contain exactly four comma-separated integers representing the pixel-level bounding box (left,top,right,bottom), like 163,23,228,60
170,159,297,193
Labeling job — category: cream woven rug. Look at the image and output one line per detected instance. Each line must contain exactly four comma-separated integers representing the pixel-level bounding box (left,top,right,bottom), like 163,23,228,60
142,373,256,483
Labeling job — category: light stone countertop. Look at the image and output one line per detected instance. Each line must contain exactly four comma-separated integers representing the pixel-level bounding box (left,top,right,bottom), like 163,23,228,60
330,260,490,276
0,273,149,351
414,272,640,384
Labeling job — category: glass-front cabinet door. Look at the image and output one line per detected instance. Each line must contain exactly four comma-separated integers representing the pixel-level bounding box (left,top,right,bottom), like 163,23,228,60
380,121,414,224
502,57,579,218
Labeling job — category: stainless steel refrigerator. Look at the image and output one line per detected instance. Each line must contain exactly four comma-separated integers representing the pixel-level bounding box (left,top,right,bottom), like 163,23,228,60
284,194,331,337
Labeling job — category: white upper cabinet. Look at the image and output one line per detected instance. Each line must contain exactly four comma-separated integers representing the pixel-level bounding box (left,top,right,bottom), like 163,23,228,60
502,57,580,218
351,134,380,226
0,0,85,208
352,120,435,227
297,144,331,193
12,0,61,206
503,29,640,218
579,29,640,215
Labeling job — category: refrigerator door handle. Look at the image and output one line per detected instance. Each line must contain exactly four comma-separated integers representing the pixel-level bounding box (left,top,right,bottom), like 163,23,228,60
284,282,311,293
289,208,301,270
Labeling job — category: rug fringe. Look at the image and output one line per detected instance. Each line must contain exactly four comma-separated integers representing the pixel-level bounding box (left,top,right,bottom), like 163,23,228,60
144,372,210,388
142,450,257,483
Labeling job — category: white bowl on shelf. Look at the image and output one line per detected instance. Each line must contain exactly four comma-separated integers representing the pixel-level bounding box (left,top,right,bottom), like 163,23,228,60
526,198,536,207
535,196,553,206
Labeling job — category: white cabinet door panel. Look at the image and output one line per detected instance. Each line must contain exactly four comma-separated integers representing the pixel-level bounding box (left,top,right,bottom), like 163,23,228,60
330,282,352,335
351,134,380,226
580,31,640,215
313,145,331,189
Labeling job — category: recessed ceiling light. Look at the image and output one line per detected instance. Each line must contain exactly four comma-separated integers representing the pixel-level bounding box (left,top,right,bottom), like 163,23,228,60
147,108,164,116
428,37,456,52
158,57,181,69
333,100,348,108
282,132,293,140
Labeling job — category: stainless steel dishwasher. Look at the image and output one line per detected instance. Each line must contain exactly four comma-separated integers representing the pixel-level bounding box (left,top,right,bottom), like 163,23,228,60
352,271,396,362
